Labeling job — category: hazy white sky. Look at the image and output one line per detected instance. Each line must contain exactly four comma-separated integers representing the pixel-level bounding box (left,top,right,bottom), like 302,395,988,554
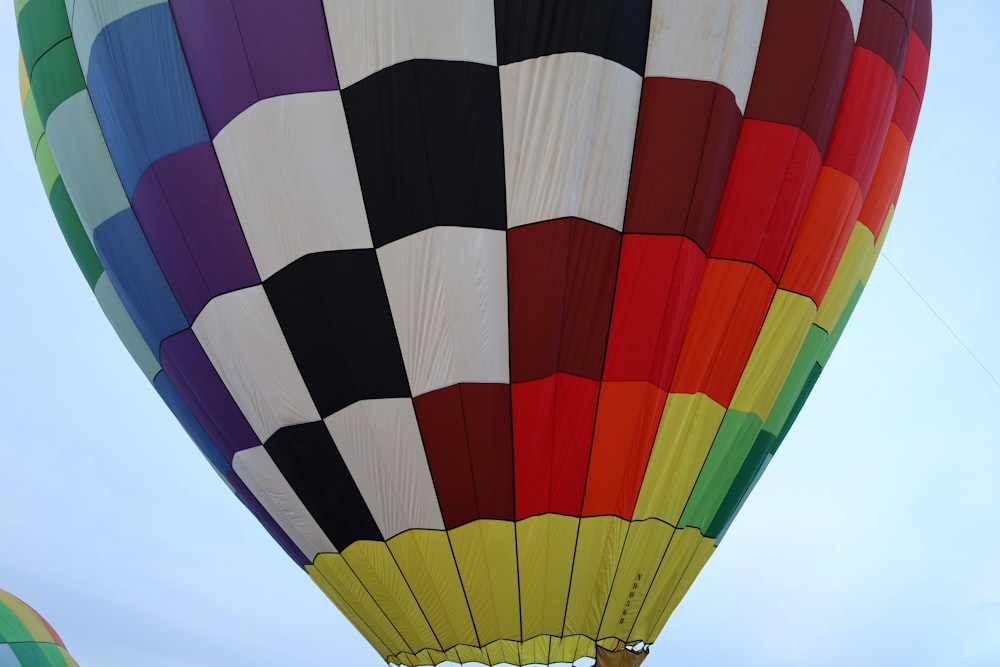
1,3,998,667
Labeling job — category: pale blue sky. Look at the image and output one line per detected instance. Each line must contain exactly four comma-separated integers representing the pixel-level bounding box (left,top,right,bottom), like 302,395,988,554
1,4,998,666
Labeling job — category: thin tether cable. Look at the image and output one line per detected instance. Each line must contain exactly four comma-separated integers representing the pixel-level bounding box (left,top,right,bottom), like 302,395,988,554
882,253,1000,391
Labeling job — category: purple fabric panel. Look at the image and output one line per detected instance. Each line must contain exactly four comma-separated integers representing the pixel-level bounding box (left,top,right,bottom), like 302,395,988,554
160,329,260,461
131,143,260,321
171,0,339,135
225,470,311,565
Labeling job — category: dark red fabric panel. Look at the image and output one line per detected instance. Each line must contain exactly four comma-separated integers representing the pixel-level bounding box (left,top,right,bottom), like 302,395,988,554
708,120,823,279
508,218,621,383
744,0,855,155
623,78,741,251
824,48,898,195
911,0,933,51
857,0,913,81
413,383,515,529
602,235,705,390
512,373,599,520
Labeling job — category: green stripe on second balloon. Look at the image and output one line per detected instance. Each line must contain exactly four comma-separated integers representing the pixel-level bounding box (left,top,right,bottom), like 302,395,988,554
49,177,104,289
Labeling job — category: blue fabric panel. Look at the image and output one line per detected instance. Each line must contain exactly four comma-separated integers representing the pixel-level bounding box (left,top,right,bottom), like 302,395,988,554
86,4,208,195
153,371,232,474
92,208,187,355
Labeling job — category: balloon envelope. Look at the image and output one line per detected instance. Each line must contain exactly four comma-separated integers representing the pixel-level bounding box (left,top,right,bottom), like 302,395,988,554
0,589,79,667
15,1,931,665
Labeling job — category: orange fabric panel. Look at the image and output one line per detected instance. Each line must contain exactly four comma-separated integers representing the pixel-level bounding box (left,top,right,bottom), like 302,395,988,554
669,260,776,406
582,381,668,518
779,166,863,304
858,123,910,238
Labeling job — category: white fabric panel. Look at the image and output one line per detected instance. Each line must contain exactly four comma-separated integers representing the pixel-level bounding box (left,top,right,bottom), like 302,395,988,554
233,445,338,559
324,399,445,537
95,273,161,382
192,286,320,441
646,0,768,113
45,91,129,238
323,0,497,89
69,0,166,76
841,0,865,40
377,227,509,396
214,91,372,281
501,53,641,231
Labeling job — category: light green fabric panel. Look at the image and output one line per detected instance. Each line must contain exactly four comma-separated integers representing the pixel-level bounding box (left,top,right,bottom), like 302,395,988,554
68,0,168,76
45,90,130,238
95,273,161,381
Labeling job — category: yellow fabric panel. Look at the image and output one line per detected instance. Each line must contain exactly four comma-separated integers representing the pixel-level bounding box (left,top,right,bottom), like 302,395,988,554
484,638,520,665
861,205,894,285
550,634,599,663
339,540,442,653
36,135,59,195
645,532,716,640
19,51,30,106
517,514,578,639
630,527,713,640
414,647,448,666
310,553,410,659
564,515,629,637
729,290,817,417
519,634,553,664
632,393,726,524
305,563,392,659
815,222,875,332
598,519,675,641
449,519,521,644
0,591,55,643
386,530,478,651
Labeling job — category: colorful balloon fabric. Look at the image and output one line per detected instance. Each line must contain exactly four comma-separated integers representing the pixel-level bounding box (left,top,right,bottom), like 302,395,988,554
0,590,79,667
16,1,931,666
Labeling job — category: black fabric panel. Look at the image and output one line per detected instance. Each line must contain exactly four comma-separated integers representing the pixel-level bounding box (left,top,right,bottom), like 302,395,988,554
265,421,384,549
340,60,506,248
495,0,653,75
264,250,410,417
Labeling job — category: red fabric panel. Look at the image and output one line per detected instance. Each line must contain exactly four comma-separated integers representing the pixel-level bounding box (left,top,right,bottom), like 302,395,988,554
602,235,705,389
708,120,823,279
669,260,776,406
779,166,863,302
414,383,515,529
824,48,899,195
745,0,855,154
894,33,930,143
582,382,666,519
513,373,599,520
858,124,909,238
857,0,913,81
623,78,741,251
508,218,621,383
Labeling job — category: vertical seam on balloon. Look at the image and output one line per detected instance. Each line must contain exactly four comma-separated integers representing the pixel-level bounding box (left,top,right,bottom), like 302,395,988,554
561,1,654,641
380,537,450,656
443,528,484,650
333,552,419,658
616,519,678,642
308,558,394,659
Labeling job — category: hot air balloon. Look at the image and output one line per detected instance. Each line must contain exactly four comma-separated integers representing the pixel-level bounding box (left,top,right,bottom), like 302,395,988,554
0,589,79,667
15,1,931,665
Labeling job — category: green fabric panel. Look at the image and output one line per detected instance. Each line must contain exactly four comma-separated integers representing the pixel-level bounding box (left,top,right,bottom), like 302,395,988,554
678,410,763,534
15,0,31,20
707,429,777,537
763,325,828,434
95,274,162,381
0,601,30,643
773,362,825,451
11,641,68,666
29,39,85,126
16,0,72,74
818,281,865,366
49,178,104,289
22,88,44,154
35,134,59,195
